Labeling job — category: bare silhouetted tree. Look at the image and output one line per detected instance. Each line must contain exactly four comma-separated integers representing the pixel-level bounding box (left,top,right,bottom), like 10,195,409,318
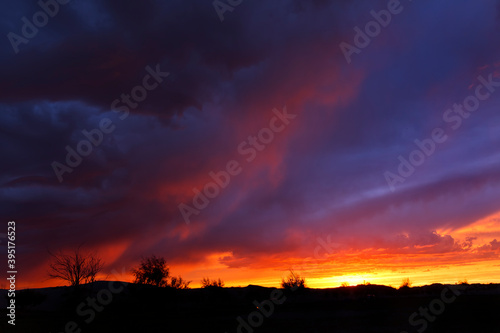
132,255,170,287
48,247,104,286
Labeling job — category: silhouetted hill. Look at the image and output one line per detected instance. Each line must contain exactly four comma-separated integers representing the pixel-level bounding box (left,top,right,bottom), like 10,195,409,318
1,283,499,332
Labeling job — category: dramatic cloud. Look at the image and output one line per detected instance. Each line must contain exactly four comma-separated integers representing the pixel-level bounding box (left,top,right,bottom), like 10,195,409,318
1,0,500,288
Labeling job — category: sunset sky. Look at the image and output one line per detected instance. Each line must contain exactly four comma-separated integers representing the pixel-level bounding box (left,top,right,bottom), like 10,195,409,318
1,0,500,289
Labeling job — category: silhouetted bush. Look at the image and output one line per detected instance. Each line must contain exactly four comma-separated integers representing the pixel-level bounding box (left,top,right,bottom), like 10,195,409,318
169,275,191,289
201,277,224,288
281,270,306,291
399,277,412,289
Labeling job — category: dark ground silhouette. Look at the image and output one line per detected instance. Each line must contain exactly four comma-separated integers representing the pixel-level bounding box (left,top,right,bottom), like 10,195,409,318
1,283,499,332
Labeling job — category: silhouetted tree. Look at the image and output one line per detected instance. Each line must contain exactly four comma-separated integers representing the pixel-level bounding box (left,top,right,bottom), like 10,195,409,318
132,255,169,287
169,275,191,289
201,277,224,288
281,270,306,291
48,247,104,286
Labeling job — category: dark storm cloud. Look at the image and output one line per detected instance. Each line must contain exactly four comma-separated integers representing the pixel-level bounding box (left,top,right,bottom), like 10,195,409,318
1,0,500,285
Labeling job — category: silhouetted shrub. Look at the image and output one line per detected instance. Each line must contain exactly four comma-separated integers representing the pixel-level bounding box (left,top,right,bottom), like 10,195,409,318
201,277,224,288
169,275,191,289
281,270,306,291
399,277,412,289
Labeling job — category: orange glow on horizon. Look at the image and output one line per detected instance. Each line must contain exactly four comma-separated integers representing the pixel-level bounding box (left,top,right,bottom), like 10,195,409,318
15,214,500,290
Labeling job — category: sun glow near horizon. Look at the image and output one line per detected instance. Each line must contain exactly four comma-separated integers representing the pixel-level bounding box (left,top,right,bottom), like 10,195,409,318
16,213,500,290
